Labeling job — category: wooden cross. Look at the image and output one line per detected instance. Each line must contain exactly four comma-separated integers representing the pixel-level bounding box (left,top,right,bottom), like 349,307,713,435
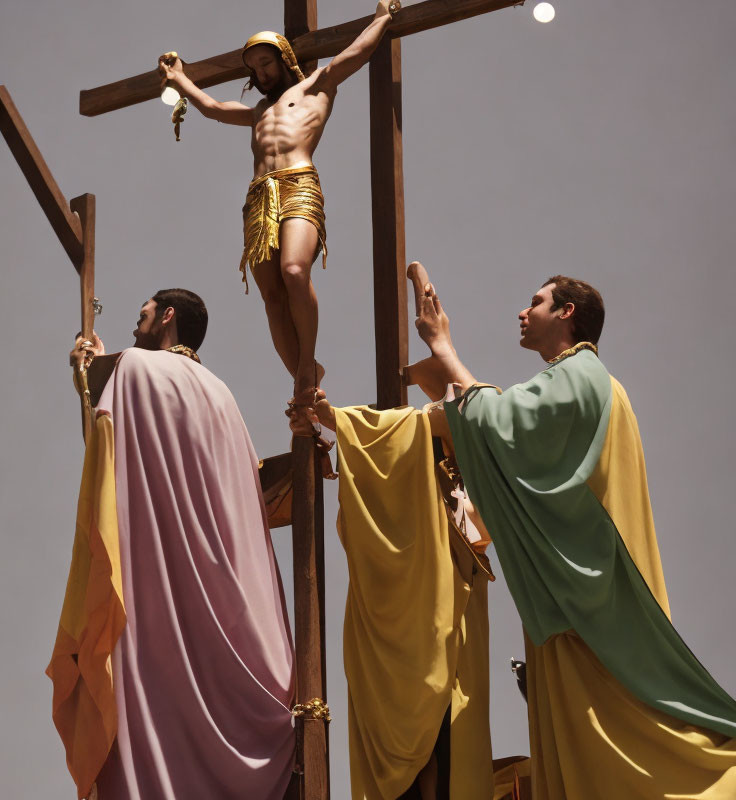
0,85,98,440
79,0,522,412
76,1,523,797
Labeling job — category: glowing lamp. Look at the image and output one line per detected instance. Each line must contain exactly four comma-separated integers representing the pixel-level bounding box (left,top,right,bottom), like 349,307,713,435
533,2,556,23
161,85,181,106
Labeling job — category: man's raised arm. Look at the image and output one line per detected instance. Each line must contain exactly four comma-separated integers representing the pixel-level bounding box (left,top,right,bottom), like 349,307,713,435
158,53,254,126
408,262,478,395
315,1,398,92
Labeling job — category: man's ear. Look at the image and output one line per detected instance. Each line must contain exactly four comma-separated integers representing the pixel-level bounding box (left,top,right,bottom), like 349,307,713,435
559,302,575,321
161,306,176,326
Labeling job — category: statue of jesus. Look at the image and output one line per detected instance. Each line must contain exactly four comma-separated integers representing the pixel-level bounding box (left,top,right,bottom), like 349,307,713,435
158,1,399,420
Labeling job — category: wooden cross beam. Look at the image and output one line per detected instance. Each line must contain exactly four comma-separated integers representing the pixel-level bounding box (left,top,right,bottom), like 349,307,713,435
79,0,522,117
0,84,97,437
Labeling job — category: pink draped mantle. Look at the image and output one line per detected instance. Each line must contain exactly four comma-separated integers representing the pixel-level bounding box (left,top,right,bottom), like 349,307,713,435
95,348,295,799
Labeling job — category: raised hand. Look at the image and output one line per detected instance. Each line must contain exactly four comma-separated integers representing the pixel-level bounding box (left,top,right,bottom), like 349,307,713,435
413,279,454,356
375,0,401,20
158,52,184,90
407,260,431,316
403,261,476,396
69,332,105,370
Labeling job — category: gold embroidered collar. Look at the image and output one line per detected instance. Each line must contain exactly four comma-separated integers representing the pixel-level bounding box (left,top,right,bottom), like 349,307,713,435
166,345,201,364
547,341,598,366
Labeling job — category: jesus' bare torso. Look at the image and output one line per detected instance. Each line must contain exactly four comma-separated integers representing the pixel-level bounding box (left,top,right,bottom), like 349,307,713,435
158,2,396,424
250,74,334,177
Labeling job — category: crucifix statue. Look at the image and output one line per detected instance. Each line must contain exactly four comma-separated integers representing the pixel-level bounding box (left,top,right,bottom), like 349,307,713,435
79,0,523,414
157,1,400,428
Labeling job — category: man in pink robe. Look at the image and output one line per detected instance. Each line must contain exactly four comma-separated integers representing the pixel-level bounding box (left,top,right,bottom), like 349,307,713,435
51,289,295,800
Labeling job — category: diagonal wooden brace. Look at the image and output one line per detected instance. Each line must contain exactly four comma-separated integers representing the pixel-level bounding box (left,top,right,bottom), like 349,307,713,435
0,85,84,267
0,85,98,440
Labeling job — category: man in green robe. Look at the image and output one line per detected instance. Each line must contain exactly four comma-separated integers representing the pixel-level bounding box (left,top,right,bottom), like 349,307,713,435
403,266,736,799
306,265,736,798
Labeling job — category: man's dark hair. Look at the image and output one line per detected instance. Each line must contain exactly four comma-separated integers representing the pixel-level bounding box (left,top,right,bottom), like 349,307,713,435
152,288,208,351
542,275,605,345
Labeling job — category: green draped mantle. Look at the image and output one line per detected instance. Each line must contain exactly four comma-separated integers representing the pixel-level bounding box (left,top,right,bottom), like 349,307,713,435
445,348,736,737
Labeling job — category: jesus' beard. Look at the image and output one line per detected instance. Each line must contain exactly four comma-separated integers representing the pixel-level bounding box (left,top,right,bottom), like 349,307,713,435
258,69,297,103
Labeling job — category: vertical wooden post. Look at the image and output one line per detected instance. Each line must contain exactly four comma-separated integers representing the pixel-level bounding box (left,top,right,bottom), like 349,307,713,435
284,0,318,75
284,2,328,796
69,192,96,442
291,437,329,800
369,36,408,411
70,193,96,340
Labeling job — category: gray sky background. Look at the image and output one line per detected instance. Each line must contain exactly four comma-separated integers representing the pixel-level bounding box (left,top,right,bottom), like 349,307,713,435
2,0,735,796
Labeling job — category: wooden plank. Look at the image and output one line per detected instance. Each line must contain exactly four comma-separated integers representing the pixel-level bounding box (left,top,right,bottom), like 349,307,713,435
79,0,522,116
369,36,408,410
69,192,96,442
284,0,318,39
79,50,247,117
286,0,326,790
0,85,84,266
70,193,96,340
291,436,329,799
296,0,523,59
259,451,292,496
285,0,326,789
285,0,318,76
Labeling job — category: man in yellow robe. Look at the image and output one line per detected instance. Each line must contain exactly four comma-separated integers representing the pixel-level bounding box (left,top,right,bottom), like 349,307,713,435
295,399,493,798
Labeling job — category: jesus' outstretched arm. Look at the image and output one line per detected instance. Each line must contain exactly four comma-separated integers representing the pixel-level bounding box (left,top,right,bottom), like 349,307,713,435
313,1,398,92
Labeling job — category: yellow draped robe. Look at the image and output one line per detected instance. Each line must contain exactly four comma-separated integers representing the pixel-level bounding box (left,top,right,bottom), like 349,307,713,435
46,415,126,799
335,406,492,799
526,378,736,799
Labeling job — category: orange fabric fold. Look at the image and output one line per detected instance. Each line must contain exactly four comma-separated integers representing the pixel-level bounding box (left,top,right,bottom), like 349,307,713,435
46,414,126,799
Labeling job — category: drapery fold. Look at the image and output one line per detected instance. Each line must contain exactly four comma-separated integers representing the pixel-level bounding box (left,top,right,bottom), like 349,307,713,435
336,405,492,799
446,349,736,796
49,348,296,800
446,350,736,736
47,414,126,799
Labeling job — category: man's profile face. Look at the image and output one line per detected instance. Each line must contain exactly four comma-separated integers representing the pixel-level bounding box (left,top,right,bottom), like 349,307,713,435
133,299,163,350
244,46,288,96
518,283,560,353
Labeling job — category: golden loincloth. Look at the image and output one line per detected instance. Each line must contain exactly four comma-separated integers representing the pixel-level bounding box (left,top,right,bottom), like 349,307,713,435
239,162,327,293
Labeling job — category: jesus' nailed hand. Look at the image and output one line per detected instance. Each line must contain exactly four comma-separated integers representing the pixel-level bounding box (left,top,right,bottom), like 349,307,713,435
156,1,400,429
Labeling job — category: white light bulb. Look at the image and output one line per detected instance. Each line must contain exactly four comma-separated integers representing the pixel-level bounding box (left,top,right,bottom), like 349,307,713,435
533,2,556,23
161,85,181,106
